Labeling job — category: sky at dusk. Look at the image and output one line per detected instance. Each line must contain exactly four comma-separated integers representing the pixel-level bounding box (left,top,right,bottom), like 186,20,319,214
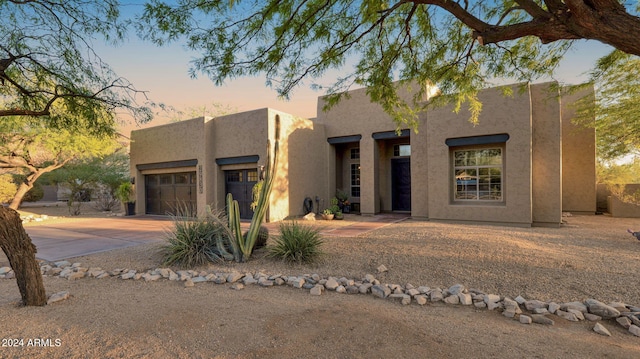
104,2,616,133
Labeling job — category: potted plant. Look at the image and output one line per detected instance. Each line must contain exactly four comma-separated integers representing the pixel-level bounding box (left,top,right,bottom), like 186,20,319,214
336,189,350,213
115,182,135,216
321,208,334,220
334,210,343,220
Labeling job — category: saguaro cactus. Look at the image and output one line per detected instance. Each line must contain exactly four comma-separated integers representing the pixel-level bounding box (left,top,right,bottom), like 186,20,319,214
226,115,280,262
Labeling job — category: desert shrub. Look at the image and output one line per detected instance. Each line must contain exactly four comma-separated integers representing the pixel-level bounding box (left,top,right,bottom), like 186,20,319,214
163,206,233,267
267,221,323,263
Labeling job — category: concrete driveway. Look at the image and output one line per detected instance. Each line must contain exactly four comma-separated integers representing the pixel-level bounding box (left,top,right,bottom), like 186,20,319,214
24,216,172,262
20,213,409,262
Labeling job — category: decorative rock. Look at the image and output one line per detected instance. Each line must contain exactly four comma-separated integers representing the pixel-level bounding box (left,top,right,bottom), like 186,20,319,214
561,301,587,313
121,271,136,280
417,286,430,294
54,261,71,268
303,212,316,221
430,289,444,302
520,315,532,324
502,297,522,318
67,271,85,281
567,308,585,321
0,267,12,275
616,316,632,329
364,274,376,283
346,285,359,294
531,314,555,325
484,294,502,310
377,264,388,273
226,272,243,283
415,295,428,306
47,291,70,305
371,284,391,299
448,284,465,295
584,313,601,322
515,295,526,305
325,277,340,290
310,285,323,296
359,283,372,294
593,323,611,336
243,276,258,285
628,314,640,327
524,300,547,311
556,309,579,322
191,276,207,283
290,277,305,289
629,325,640,337
548,302,560,314
458,292,473,306
474,301,487,309
184,279,194,287
335,285,346,293
389,293,411,305
444,295,460,305
406,288,420,297
96,272,110,279
533,308,549,314
585,299,621,319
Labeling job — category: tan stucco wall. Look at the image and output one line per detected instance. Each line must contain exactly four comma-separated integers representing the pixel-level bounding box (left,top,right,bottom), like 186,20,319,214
130,117,208,214
530,82,562,225
207,109,269,212
268,110,327,220
411,117,429,219
561,87,596,213
425,83,534,225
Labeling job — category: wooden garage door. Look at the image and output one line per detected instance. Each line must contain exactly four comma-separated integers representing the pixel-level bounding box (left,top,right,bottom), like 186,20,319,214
145,172,196,216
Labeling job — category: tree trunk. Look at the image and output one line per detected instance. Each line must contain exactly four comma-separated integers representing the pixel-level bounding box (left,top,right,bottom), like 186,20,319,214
0,206,47,306
9,181,33,210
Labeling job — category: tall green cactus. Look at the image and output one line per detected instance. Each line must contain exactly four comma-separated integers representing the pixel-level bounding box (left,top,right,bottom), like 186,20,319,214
226,115,280,262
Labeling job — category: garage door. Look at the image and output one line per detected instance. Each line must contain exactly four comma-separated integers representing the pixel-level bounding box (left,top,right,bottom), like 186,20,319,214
145,172,196,215
225,169,258,219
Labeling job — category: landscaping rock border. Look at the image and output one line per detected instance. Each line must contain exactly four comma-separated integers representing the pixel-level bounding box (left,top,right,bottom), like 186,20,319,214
1,261,639,340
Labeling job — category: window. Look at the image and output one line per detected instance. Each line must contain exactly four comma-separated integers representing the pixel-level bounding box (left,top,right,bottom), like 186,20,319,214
350,148,360,160
226,171,241,182
393,144,411,157
453,148,502,201
246,170,258,182
351,163,360,197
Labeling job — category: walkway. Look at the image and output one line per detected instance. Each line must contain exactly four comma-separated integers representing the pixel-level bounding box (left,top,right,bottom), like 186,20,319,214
319,213,410,237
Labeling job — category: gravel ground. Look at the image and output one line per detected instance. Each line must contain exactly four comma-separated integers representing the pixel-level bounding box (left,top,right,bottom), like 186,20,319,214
1,208,639,358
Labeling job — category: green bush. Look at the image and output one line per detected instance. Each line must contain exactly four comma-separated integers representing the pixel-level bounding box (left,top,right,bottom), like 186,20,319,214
267,221,323,263
0,175,17,203
163,206,233,267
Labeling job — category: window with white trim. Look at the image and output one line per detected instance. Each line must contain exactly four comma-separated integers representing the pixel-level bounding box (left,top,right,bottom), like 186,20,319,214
453,148,503,201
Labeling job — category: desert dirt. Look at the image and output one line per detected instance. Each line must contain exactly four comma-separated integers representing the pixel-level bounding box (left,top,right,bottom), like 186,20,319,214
1,203,640,358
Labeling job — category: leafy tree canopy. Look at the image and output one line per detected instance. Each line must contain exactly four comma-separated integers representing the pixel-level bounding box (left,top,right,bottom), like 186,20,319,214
0,108,119,209
572,50,640,161
0,0,152,134
139,0,640,127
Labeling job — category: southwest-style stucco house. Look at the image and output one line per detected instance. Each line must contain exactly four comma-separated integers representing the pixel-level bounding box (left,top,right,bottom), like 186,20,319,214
129,81,596,227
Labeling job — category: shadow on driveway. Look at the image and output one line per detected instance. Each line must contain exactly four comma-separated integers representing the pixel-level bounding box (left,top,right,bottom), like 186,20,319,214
25,216,172,262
